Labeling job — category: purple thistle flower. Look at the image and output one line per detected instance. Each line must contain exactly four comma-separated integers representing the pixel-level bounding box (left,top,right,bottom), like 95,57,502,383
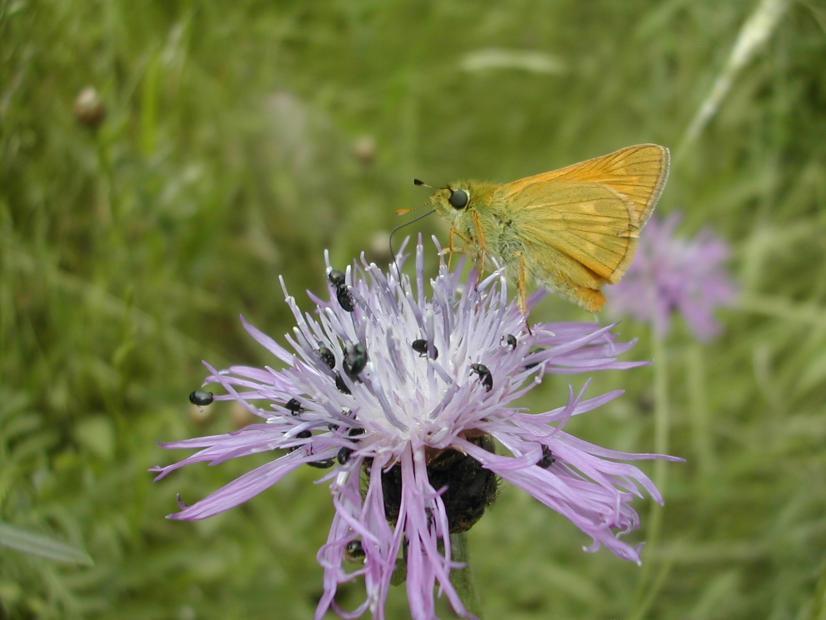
606,213,738,341
154,237,678,620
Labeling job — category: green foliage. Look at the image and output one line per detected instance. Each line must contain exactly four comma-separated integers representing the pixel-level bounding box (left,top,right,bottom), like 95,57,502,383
0,521,93,566
2,0,825,618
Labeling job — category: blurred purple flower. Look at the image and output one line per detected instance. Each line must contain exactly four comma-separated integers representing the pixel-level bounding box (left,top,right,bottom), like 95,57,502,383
154,238,677,620
607,214,737,341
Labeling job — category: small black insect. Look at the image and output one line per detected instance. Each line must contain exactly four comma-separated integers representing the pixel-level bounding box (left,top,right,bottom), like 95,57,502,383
289,430,313,454
334,372,351,395
348,427,365,438
470,363,493,392
537,446,556,468
316,346,336,370
449,188,470,210
345,540,365,560
285,398,303,415
306,458,335,469
327,269,346,288
328,268,355,311
335,284,355,313
501,334,517,350
343,343,368,378
337,447,353,465
411,339,438,360
379,434,497,534
189,390,214,406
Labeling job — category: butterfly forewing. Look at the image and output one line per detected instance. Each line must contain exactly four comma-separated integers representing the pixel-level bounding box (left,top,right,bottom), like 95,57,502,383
501,144,669,228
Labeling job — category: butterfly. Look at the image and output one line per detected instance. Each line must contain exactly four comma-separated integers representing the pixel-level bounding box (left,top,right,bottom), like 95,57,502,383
423,144,670,312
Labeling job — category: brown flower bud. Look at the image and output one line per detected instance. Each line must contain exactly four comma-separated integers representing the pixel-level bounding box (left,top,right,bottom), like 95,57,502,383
74,86,106,128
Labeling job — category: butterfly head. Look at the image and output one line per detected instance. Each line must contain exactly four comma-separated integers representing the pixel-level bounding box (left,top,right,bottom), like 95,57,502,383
426,183,475,223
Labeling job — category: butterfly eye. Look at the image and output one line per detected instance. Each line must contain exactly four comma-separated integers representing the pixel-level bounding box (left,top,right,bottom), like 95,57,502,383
448,189,469,210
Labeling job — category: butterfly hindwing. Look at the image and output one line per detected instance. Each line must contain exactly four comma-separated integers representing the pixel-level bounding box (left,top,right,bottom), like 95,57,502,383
499,144,669,290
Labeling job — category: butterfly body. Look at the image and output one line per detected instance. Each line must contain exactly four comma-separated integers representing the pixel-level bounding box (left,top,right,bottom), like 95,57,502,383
428,144,670,312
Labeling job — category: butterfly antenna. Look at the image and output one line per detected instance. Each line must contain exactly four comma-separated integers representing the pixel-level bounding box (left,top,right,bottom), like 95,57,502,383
389,208,436,281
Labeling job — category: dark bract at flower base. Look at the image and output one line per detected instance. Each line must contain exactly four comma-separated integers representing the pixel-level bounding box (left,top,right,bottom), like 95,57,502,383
153,237,679,620
379,434,498,535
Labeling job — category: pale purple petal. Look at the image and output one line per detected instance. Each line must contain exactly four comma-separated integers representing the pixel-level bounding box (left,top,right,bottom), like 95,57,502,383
166,451,305,520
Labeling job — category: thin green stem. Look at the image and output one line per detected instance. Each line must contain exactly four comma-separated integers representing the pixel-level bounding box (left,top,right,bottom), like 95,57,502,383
652,324,670,507
687,343,714,476
809,560,826,620
630,325,670,620
450,533,482,618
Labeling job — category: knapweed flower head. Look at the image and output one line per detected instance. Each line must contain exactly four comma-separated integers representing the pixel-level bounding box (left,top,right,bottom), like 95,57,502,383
154,237,676,620
607,213,738,341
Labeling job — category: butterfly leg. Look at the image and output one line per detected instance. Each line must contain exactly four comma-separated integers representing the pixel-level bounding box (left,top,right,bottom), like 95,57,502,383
518,255,528,314
471,211,488,273
447,225,458,270
518,254,533,335
447,225,474,270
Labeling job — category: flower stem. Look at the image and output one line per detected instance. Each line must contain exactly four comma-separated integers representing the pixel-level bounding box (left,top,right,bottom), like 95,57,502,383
630,325,670,619
450,533,483,618
688,343,714,476
651,324,670,520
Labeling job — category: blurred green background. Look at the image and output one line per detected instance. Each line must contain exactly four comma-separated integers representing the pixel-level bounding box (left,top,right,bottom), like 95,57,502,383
2,0,826,618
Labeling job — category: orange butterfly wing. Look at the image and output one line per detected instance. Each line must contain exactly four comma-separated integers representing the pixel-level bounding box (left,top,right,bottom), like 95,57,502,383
500,144,670,300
